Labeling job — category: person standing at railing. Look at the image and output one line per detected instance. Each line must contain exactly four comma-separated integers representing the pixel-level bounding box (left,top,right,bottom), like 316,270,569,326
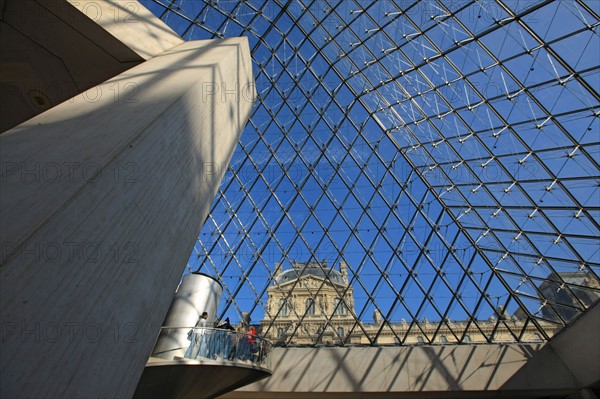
247,326,258,362
257,336,269,363
185,311,209,359
236,326,249,360
216,318,235,360
237,326,254,361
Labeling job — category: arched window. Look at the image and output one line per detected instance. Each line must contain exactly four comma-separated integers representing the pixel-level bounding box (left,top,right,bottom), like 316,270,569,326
440,335,448,343
277,327,284,338
333,298,346,315
305,298,315,316
337,327,345,338
278,299,289,316
305,298,315,315
417,336,424,344
463,335,471,343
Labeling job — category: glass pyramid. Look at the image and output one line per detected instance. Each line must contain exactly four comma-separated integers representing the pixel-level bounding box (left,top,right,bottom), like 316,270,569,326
141,0,600,345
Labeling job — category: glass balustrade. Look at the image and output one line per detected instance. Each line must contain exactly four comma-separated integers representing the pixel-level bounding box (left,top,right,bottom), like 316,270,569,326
152,327,271,370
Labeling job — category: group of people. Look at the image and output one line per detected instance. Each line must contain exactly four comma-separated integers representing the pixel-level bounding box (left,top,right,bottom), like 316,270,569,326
185,312,267,363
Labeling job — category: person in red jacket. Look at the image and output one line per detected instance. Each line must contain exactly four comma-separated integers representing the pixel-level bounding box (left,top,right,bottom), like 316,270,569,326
241,326,257,361
247,326,257,344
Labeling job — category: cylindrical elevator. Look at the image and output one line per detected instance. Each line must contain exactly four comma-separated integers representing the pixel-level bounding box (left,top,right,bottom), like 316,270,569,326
152,273,222,360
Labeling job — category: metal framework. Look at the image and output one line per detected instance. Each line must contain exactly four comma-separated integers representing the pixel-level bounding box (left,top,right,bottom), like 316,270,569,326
142,0,600,346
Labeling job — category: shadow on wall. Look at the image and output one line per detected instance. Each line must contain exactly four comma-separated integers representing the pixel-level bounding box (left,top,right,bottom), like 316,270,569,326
0,0,142,133
501,301,600,397
221,342,590,398
0,37,254,399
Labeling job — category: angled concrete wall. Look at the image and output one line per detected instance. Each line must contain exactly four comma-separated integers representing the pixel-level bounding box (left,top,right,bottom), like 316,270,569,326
502,301,600,394
65,0,183,60
0,0,183,133
224,304,600,398
0,33,254,399
222,344,548,398
549,301,599,389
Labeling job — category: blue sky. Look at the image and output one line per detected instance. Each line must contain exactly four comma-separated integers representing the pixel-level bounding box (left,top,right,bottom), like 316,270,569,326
141,0,600,343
